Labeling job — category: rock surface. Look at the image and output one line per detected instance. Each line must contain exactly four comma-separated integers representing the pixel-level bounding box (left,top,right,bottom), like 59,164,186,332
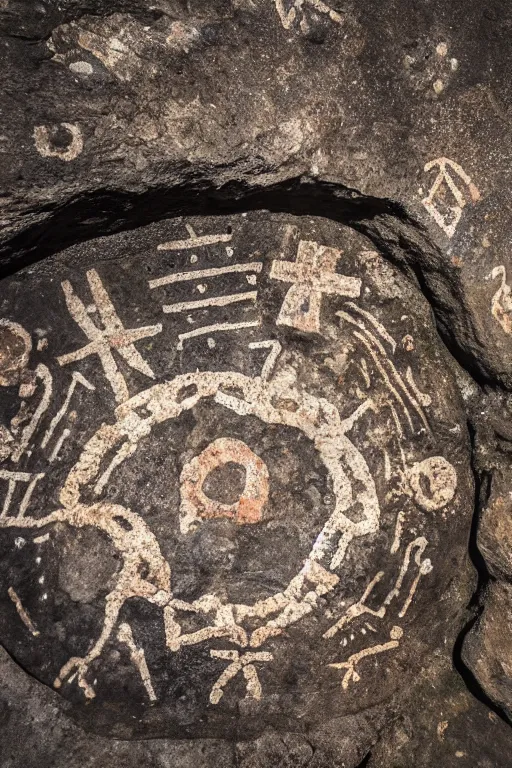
0,0,511,765
0,212,473,746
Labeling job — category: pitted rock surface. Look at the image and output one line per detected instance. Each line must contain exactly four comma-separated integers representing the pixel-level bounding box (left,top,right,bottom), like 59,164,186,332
0,212,473,739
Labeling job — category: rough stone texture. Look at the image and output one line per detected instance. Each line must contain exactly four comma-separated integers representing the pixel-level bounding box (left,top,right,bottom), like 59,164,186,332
0,212,473,750
477,469,512,581
367,657,512,768
0,0,512,765
463,581,512,724
0,0,511,392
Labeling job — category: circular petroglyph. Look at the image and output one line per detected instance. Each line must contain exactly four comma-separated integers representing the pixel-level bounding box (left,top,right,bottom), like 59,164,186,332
33,122,83,162
180,437,270,528
0,212,472,738
406,456,458,512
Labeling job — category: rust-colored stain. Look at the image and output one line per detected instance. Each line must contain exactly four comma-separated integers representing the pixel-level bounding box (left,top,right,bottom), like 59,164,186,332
180,437,269,525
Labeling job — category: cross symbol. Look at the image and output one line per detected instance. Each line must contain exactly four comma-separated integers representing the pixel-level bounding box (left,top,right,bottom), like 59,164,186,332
209,649,273,704
270,240,362,333
57,269,162,403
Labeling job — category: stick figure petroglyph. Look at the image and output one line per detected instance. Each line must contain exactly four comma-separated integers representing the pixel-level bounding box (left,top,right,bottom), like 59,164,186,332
209,649,273,704
328,626,403,689
0,358,381,701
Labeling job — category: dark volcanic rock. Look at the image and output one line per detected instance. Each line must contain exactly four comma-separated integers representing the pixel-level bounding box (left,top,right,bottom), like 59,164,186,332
463,580,512,724
1,0,512,764
0,211,473,748
367,659,512,768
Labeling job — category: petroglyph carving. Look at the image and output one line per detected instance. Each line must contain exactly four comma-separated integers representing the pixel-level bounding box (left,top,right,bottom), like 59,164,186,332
7,587,40,637
209,650,273,704
328,626,403,689
0,470,45,518
271,240,361,332
180,437,270,533
41,371,95,462
1,362,379,699
0,215,467,720
150,234,263,348
249,340,282,381
33,123,83,162
177,320,260,351
157,224,232,252
324,537,432,640
11,365,53,463
421,157,481,238
149,262,263,290
163,291,258,315
57,269,162,402
488,265,512,335
2,501,172,700
405,367,432,408
117,623,157,702
337,306,431,435
406,457,457,512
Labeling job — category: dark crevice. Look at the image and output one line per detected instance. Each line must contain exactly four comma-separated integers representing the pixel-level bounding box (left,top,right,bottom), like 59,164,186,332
453,613,511,726
0,170,496,389
451,421,510,726
0,173,406,275
356,752,372,767
466,422,491,598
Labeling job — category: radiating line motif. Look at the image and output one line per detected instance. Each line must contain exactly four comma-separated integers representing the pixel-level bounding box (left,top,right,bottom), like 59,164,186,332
57,269,162,403
337,307,431,436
